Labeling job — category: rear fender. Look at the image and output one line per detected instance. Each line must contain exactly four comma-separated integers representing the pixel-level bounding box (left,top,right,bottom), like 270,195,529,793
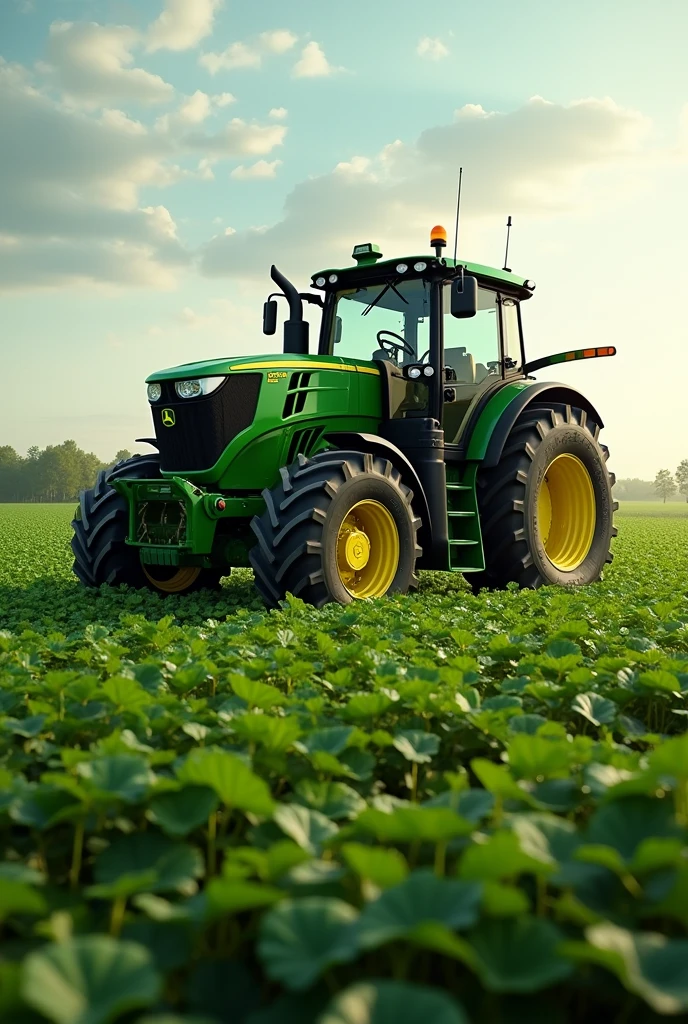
466,381,605,468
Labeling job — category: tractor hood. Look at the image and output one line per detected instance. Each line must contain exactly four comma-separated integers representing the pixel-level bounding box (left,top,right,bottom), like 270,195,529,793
145,352,378,384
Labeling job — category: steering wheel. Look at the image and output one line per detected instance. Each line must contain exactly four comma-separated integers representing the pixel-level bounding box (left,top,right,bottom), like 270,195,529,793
376,330,416,360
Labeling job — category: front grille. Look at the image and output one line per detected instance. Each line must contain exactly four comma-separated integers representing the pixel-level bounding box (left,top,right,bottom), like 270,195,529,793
151,373,261,472
136,500,187,545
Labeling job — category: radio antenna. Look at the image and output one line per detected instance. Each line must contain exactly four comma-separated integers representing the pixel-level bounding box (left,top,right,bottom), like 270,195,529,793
452,166,463,263
502,215,512,272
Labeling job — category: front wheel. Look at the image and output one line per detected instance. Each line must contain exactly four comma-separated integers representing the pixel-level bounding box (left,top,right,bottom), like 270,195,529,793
249,450,422,609
71,455,224,595
467,402,617,591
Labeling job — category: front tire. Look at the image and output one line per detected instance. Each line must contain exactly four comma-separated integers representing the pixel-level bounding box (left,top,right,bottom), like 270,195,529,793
467,402,617,591
71,455,223,595
249,450,422,609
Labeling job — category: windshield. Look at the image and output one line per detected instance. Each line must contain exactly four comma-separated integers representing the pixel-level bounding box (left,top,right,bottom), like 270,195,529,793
330,278,431,365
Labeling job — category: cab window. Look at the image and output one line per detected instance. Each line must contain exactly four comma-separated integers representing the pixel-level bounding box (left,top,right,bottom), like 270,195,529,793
330,279,431,365
500,297,523,371
442,285,500,384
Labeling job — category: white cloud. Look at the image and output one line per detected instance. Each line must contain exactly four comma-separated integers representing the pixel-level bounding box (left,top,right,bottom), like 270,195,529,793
184,118,287,157
0,61,188,290
213,92,236,108
147,0,223,52
292,41,339,78
200,41,261,74
417,36,449,61
200,29,297,74
200,96,651,280
155,90,237,134
269,107,288,120
42,21,174,106
231,159,282,180
260,30,298,54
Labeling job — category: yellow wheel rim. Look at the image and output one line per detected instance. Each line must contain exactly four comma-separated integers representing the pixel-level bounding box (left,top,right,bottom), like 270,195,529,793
142,564,201,594
336,499,399,598
536,454,596,571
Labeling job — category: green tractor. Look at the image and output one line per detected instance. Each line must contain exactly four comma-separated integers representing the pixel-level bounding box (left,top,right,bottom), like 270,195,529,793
71,224,618,607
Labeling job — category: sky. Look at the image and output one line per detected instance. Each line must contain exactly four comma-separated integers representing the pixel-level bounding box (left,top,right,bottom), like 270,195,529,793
0,0,687,478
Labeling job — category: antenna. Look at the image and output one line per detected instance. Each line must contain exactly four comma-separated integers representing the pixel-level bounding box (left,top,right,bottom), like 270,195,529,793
452,166,463,263
502,215,512,272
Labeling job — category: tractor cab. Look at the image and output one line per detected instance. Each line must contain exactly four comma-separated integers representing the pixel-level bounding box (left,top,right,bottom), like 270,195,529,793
307,228,535,450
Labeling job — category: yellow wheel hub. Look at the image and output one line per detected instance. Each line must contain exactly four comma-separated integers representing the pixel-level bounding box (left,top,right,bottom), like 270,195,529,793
336,499,399,598
537,454,596,571
142,564,201,594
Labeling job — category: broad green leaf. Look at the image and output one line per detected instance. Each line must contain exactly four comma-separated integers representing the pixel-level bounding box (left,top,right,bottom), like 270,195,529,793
298,727,356,757
177,749,274,815
354,806,473,843
274,804,339,855
293,780,367,821
506,734,573,780
258,897,359,990
392,730,440,764
0,878,47,922
470,917,573,992
341,692,394,721
76,755,155,803
565,923,688,1014
22,936,161,1024
459,831,554,882
481,881,530,916
571,693,617,726
318,980,469,1024
585,796,682,861
147,786,219,837
93,833,203,895
357,870,481,949
230,674,286,710
205,878,284,916
341,843,409,889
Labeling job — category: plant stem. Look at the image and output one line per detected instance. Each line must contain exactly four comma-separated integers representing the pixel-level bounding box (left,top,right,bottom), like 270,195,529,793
411,762,419,802
434,841,447,877
207,810,218,876
110,896,126,937
69,817,85,891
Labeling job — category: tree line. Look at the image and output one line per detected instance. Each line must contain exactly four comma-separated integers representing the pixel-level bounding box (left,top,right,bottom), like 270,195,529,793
0,442,133,503
653,462,688,503
2,440,688,504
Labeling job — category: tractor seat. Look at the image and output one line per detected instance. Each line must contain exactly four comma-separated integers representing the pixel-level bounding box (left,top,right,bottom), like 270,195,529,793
444,347,475,384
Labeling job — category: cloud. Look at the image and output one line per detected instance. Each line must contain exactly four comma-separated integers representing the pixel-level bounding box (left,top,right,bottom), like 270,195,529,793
183,118,287,157
147,0,223,52
260,30,298,54
0,61,188,290
200,96,651,280
42,21,174,106
269,107,288,120
154,90,235,133
417,36,449,60
231,159,282,180
200,28,297,74
292,41,339,78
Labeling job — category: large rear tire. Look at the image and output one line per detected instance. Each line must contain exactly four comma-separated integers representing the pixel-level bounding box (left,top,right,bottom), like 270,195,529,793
466,402,617,592
249,450,422,609
71,455,223,594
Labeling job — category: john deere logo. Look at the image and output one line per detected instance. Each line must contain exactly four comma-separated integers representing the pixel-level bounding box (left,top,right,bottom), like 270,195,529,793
161,409,176,427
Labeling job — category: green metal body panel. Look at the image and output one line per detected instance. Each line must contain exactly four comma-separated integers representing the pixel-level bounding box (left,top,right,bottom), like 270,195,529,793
465,380,536,461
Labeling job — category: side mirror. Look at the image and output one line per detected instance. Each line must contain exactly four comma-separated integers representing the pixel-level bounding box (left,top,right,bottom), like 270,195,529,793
334,316,343,345
450,275,478,319
263,299,278,335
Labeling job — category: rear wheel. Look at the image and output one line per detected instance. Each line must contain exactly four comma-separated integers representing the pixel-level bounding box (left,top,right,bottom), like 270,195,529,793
71,455,223,594
249,449,422,608
467,402,617,591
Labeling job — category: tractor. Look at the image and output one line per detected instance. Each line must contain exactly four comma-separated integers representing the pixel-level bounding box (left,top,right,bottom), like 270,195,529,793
71,224,618,607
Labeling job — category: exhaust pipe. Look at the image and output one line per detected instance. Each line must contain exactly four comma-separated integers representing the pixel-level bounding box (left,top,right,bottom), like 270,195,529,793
271,265,309,355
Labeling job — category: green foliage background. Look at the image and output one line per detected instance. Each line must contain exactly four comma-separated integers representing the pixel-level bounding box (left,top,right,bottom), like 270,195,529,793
1,503,687,1024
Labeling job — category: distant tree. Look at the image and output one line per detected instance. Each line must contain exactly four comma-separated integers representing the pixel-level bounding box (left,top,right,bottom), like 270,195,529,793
114,449,133,463
677,460,688,503
0,446,20,468
654,469,676,504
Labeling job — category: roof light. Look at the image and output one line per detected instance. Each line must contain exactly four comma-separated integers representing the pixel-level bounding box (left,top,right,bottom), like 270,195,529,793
430,225,447,246
408,366,422,379
396,263,408,273
352,243,383,265
524,279,536,290
414,261,427,272
315,276,326,287
423,365,434,377
328,274,338,283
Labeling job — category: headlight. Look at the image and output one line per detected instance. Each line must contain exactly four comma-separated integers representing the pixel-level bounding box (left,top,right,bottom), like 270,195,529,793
174,376,225,399
147,382,162,402
407,366,421,379
423,365,434,377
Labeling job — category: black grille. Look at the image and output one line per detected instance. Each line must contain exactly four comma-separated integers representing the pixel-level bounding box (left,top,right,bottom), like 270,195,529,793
282,372,313,417
152,374,261,472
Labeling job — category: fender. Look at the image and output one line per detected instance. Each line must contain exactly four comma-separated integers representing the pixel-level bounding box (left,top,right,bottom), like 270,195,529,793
466,380,605,468
323,430,433,551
